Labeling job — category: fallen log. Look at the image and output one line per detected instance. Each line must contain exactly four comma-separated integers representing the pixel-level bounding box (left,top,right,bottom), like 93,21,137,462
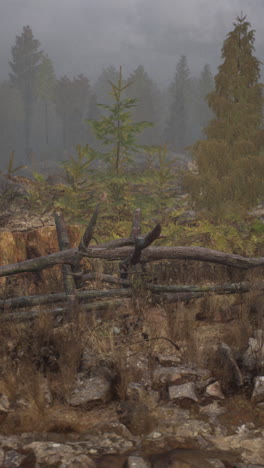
0,299,126,323
0,245,264,278
147,281,252,294
1,280,260,311
0,288,132,310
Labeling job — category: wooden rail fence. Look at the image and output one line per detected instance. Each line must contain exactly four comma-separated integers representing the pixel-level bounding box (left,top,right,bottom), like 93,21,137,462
0,206,263,322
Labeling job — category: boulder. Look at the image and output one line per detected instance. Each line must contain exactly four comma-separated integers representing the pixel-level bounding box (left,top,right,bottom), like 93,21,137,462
205,381,225,400
168,382,198,402
251,376,264,404
68,373,112,407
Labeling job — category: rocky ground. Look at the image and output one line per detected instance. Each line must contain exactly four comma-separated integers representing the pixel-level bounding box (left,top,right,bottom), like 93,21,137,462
0,303,263,468
0,193,263,466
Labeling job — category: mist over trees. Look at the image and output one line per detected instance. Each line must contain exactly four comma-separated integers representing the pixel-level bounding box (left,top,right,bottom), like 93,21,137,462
1,16,263,225
0,24,216,169
9,26,43,161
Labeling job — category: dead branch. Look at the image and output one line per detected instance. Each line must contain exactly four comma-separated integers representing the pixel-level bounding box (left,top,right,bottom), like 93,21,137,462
119,223,162,282
73,205,100,288
55,212,76,294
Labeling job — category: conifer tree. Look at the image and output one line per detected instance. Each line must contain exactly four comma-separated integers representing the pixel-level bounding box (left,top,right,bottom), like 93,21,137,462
9,26,43,159
198,64,214,135
164,55,190,151
54,74,90,149
126,65,161,145
186,15,264,220
87,66,153,175
36,54,56,144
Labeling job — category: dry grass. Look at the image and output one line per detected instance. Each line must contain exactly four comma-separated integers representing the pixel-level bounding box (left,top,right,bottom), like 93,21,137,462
0,259,263,434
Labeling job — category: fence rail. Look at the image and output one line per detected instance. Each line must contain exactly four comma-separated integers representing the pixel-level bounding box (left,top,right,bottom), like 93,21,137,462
0,206,263,321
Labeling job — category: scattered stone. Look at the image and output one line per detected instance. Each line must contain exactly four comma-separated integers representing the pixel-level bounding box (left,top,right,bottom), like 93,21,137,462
39,376,53,406
209,432,264,466
251,376,264,404
199,401,226,422
88,420,137,442
0,393,10,413
0,449,4,466
243,330,264,371
80,349,98,371
4,449,30,467
127,455,151,468
157,353,182,366
153,366,199,387
23,441,96,467
206,460,225,468
126,382,147,401
205,381,225,400
213,342,243,391
68,373,112,406
117,401,157,435
168,382,198,402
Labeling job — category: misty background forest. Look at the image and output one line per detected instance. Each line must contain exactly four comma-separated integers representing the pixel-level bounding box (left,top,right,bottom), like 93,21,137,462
0,1,264,246
2,31,214,165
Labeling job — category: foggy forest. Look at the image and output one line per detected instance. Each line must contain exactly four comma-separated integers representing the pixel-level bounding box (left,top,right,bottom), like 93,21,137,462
0,2,264,466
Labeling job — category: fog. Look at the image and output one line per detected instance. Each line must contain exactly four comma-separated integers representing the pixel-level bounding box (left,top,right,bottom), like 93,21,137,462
0,0,263,167
1,0,264,84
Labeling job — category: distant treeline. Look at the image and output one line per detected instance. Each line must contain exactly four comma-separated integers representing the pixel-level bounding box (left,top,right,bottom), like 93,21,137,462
1,25,214,168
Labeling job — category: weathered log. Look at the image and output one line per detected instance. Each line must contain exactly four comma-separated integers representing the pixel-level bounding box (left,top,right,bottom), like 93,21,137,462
0,299,126,323
148,281,252,294
54,212,76,294
119,223,162,282
0,245,264,279
0,288,132,310
73,205,100,288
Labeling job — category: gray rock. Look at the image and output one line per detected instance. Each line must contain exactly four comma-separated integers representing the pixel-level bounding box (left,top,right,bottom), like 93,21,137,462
157,353,182,366
126,382,147,401
169,382,198,402
251,376,264,403
205,381,225,400
68,373,112,406
4,449,29,467
0,449,4,466
214,342,243,391
199,401,226,422
153,366,201,387
24,441,96,467
243,330,264,370
0,393,10,413
127,456,151,468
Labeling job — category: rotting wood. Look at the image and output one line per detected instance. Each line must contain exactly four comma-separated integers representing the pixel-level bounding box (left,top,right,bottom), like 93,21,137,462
55,212,76,295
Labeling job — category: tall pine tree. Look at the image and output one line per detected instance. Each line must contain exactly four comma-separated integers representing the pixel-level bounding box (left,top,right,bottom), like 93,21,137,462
186,15,264,220
36,54,56,144
164,55,190,151
126,65,161,145
9,26,43,159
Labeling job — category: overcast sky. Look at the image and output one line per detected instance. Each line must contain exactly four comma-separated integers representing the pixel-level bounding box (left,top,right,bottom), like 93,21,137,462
1,0,264,87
